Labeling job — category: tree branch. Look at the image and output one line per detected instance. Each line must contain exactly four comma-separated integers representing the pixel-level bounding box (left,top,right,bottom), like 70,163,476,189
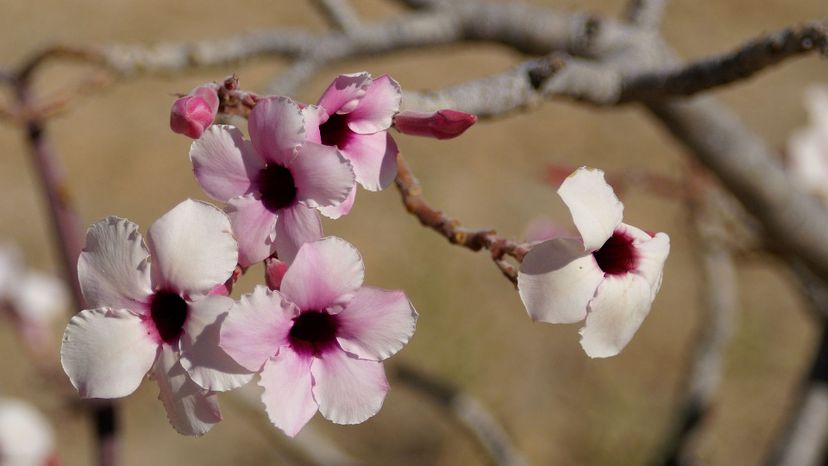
311,0,361,35
625,0,669,30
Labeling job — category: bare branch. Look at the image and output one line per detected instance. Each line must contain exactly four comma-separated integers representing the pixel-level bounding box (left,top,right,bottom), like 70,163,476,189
622,22,828,101
394,154,526,286
658,189,738,466
266,59,324,95
767,324,828,466
311,0,361,35
392,364,528,466
625,0,669,30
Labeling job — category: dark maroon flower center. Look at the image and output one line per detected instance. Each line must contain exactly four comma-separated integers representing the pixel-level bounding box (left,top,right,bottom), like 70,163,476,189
319,113,351,148
150,290,188,344
259,164,297,212
593,230,638,275
289,311,339,356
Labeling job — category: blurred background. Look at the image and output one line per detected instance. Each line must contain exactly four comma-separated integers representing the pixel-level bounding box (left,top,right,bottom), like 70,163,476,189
0,0,826,464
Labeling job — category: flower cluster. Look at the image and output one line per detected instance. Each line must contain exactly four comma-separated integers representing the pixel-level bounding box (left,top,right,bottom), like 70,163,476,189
61,72,473,437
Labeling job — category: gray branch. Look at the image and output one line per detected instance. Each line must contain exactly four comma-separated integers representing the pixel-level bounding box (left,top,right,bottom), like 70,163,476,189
625,0,669,30
311,0,361,35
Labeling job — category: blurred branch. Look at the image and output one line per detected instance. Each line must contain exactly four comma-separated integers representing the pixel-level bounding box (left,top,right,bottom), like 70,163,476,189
394,154,527,286
625,0,669,30
657,189,738,466
311,0,361,35
767,324,828,466
622,21,828,101
392,364,528,466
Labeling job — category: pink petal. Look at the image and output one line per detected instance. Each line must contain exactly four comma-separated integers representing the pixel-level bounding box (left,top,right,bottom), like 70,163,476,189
225,195,279,268
319,185,356,220
190,125,264,202
347,75,401,134
152,345,222,436
317,72,373,115
517,238,605,324
77,217,152,312
311,348,389,425
558,167,624,252
290,142,355,208
273,204,323,264
259,347,317,437
220,286,296,372
336,287,417,361
248,97,306,165
264,257,289,290
340,132,398,191
580,274,653,358
179,296,254,392
280,237,364,311
147,200,238,297
60,308,158,399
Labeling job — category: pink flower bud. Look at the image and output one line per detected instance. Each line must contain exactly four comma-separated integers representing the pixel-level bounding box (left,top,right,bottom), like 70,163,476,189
264,257,289,290
393,109,477,140
169,84,220,139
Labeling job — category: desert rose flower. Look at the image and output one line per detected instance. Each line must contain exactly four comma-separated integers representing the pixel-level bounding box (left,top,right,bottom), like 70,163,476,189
220,237,417,436
307,72,401,218
517,167,670,358
788,85,828,204
60,200,252,436
0,399,56,466
190,97,354,266
170,83,220,139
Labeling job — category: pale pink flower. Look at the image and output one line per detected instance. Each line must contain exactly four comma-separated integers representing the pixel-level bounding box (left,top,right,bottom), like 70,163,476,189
220,237,417,436
788,85,828,203
170,84,220,139
308,72,401,218
60,200,252,436
392,109,477,140
0,399,56,466
190,97,354,266
517,167,670,358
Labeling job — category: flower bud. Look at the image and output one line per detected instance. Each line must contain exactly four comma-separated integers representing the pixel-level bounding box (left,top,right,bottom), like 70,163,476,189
264,257,289,290
169,84,220,139
393,109,477,140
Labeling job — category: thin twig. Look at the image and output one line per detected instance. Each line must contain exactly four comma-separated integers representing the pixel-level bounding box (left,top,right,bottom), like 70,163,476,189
392,364,528,466
393,154,526,286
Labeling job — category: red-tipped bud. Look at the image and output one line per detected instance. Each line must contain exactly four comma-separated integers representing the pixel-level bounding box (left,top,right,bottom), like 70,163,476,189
393,109,477,140
169,84,220,139
265,257,289,291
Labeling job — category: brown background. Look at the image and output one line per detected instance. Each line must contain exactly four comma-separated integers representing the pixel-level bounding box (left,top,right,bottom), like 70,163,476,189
0,0,826,464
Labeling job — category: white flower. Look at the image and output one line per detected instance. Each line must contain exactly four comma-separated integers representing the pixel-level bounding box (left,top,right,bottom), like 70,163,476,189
0,399,54,466
517,167,670,358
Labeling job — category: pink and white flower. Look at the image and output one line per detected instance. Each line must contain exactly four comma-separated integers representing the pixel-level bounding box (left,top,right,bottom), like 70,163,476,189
190,97,355,266
60,199,252,436
308,72,401,218
788,85,828,203
0,399,56,466
220,237,417,437
517,167,670,358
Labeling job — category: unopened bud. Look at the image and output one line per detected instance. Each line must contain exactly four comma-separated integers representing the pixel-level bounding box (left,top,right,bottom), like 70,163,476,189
393,109,477,140
265,257,289,290
169,84,220,139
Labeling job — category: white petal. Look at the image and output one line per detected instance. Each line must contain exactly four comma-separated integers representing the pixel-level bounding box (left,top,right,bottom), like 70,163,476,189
517,238,604,323
259,347,318,437
147,199,238,297
621,224,670,298
60,308,158,398
152,345,221,436
558,167,623,252
0,399,54,466
179,295,254,392
11,271,68,323
311,348,388,425
580,274,653,358
290,142,355,209
77,217,152,311
280,237,364,312
336,287,417,361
